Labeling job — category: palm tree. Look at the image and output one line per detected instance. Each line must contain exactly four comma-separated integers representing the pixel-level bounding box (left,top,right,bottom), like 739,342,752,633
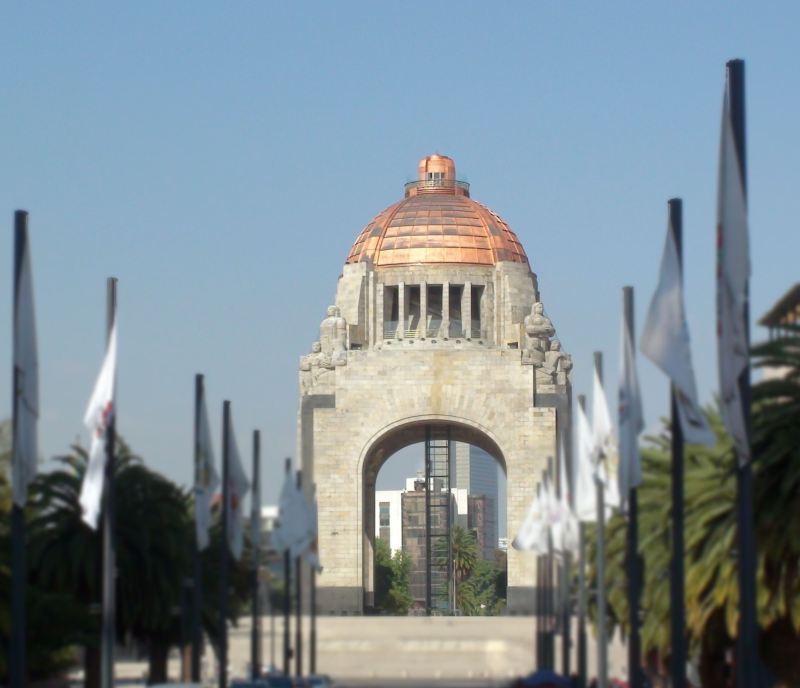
450,525,478,611
593,373,800,687
751,327,800,683
0,426,93,683
27,441,193,685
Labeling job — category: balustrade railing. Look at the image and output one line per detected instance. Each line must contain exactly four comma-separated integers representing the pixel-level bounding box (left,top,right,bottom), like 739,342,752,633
448,320,463,338
382,318,482,340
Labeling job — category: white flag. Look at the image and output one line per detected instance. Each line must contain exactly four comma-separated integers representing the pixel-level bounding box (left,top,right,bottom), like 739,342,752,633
272,469,315,559
556,442,579,554
592,368,620,510
641,221,715,446
716,75,751,464
194,389,219,550
542,473,558,550
12,221,39,507
618,310,645,499
574,403,597,523
225,417,250,560
79,322,118,530
512,485,549,554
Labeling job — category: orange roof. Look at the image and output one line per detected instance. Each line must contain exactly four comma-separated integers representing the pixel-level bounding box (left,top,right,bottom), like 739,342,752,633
345,155,529,267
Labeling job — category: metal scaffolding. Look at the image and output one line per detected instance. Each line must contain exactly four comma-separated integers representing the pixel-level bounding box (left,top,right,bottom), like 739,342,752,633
425,425,452,614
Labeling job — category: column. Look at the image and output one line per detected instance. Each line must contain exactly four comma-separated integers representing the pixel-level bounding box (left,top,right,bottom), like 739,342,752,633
376,284,384,341
463,281,472,339
367,270,374,347
442,281,450,339
398,281,405,340
420,281,427,339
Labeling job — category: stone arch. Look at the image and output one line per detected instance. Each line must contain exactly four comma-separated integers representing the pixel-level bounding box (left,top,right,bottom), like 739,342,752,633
359,414,508,610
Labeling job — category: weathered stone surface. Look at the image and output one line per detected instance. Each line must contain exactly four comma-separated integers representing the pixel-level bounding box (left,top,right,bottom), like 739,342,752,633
298,157,572,615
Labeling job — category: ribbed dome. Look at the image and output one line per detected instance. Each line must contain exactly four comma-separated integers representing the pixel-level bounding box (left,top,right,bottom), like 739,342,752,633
345,155,529,267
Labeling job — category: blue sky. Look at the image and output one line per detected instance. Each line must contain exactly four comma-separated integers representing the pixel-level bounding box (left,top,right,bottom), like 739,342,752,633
1,4,798,510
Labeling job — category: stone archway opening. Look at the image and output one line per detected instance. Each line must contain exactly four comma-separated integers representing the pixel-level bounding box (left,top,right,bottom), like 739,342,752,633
362,419,508,615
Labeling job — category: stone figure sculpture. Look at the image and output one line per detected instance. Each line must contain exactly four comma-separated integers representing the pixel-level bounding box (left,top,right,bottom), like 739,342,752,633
300,305,349,393
522,301,555,366
300,341,331,392
320,305,348,367
543,339,572,384
300,341,323,371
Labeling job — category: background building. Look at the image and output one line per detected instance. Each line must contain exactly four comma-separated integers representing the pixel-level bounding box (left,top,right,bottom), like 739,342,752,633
374,490,403,555
468,494,497,561
758,283,799,381
452,442,499,560
401,478,458,611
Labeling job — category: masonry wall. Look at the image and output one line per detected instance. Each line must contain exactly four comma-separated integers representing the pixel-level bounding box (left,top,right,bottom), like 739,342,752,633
301,346,561,614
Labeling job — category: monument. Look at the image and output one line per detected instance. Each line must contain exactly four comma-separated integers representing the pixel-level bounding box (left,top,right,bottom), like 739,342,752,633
298,154,572,614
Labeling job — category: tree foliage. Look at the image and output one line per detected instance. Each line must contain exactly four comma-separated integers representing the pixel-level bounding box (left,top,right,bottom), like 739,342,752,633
589,330,800,685
374,537,412,614
0,435,251,685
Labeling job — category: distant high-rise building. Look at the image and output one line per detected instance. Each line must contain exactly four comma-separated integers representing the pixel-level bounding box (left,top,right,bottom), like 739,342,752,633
400,477,461,611
452,442,499,559
468,494,497,561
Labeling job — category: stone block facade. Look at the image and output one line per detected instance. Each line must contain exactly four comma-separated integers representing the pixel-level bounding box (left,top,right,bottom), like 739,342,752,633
296,155,572,614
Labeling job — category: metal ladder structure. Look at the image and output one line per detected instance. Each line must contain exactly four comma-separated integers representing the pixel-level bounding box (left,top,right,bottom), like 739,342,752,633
425,426,452,614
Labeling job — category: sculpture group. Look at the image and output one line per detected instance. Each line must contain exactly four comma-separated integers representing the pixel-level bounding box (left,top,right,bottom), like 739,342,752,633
300,305,348,391
522,301,572,385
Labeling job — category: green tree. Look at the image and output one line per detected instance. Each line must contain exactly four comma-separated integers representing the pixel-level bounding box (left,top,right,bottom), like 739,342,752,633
26,442,191,684
27,440,251,685
0,422,85,683
750,328,800,683
458,558,504,615
387,549,413,614
591,352,800,688
374,537,412,614
450,526,478,612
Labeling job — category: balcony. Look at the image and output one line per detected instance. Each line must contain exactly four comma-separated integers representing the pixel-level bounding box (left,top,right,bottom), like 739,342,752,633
403,179,470,197
384,320,399,339
383,318,481,341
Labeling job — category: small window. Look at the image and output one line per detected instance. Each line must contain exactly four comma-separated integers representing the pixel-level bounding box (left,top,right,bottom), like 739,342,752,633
379,502,390,527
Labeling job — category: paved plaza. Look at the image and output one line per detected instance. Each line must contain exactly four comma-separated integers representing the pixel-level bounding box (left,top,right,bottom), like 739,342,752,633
99,616,626,686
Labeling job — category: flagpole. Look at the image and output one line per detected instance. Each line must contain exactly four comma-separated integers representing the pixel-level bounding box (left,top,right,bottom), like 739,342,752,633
576,393,588,688
282,458,292,676
295,469,303,679
10,404,26,688
269,578,276,671
100,277,118,688
219,400,231,688
10,210,29,688
623,286,643,688
593,351,608,688
559,430,572,677
191,374,204,682
726,57,761,688
545,457,555,670
664,200,688,688
251,430,262,679
534,483,543,669
310,483,318,676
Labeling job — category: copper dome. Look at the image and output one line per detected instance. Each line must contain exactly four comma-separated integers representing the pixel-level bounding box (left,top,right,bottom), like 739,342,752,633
345,155,529,267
